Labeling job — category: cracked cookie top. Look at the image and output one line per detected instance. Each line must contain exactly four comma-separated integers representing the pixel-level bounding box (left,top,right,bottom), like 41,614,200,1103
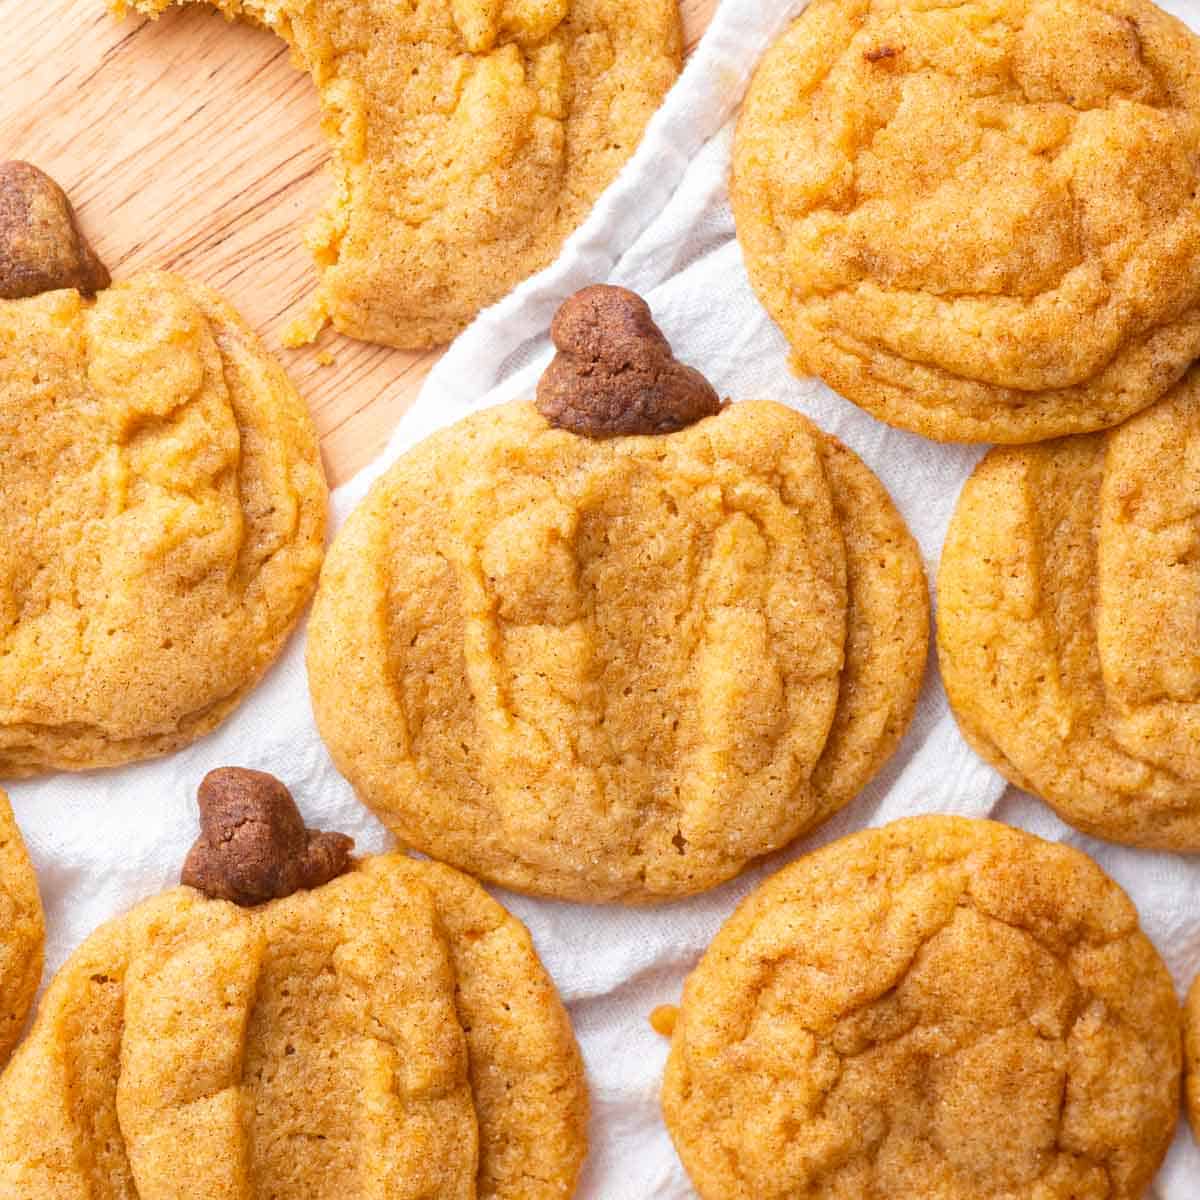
0,272,326,775
307,386,928,902
0,851,587,1199
662,815,1181,1200
0,791,42,1070
113,0,682,350
733,0,1200,443
938,365,1200,849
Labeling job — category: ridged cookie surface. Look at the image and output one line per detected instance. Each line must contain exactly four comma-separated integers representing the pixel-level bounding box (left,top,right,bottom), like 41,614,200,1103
0,272,326,775
733,0,1200,443
939,368,1200,848
0,854,587,1199
662,816,1182,1200
0,790,42,1068
113,0,682,350
308,399,928,902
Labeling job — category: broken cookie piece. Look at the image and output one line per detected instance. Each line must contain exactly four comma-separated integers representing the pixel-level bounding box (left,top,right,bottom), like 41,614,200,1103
110,0,683,349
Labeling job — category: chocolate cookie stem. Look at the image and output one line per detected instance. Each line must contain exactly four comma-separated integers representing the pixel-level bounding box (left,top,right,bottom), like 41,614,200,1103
536,285,723,438
181,767,353,906
0,162,110,300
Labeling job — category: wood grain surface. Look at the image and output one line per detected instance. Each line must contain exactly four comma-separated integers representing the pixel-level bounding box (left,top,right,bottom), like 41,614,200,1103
0,0,720,486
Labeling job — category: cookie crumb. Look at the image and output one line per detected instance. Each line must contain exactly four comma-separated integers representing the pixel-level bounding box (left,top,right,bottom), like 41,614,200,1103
283,299,327,349
316,350,336,367
650,1004,679,1037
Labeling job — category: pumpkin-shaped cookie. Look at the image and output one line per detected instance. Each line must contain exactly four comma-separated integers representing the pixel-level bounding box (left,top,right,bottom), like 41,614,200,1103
1187,973,1200,1147
0,789,43,1068
0,769,588,1198
939,366,1200,849
0,163,327,775
111,0,683,350
308,287,930,902
661,816,1182,1199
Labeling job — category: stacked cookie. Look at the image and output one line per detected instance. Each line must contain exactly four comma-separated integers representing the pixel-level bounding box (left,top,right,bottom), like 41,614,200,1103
112,0,684,349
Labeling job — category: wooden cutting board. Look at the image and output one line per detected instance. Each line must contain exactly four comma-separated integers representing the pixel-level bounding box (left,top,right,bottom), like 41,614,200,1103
0,0,720,486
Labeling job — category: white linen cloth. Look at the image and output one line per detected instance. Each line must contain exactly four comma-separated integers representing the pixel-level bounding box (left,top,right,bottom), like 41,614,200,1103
10,0,1200,1194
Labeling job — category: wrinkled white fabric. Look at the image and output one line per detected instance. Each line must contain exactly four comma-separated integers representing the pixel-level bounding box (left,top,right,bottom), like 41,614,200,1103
10,0,1200,1194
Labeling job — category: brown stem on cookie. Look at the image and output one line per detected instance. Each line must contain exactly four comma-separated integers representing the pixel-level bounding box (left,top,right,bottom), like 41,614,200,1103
181,767,354,907
535,285,723,438
0,162,111,301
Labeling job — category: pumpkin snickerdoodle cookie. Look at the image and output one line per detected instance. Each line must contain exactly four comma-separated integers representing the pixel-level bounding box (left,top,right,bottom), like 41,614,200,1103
0,163,326,776
0,768,587,1198
112,0,683,350
662,815,1182,1199
308,286,929,903
1187,974,1200,1144
733,0,1200,443
0,790,42,1070
939,367,1200,849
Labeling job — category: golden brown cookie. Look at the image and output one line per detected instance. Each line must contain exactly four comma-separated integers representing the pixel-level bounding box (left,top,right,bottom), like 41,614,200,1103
1186,974,1200,1144
112,0,683,350
938,368,1200,849
308,288,928,902
0,770,587,1198
732,0,1200,444
662,815,1182,1200
0,790,43,1069
0,163,326,776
